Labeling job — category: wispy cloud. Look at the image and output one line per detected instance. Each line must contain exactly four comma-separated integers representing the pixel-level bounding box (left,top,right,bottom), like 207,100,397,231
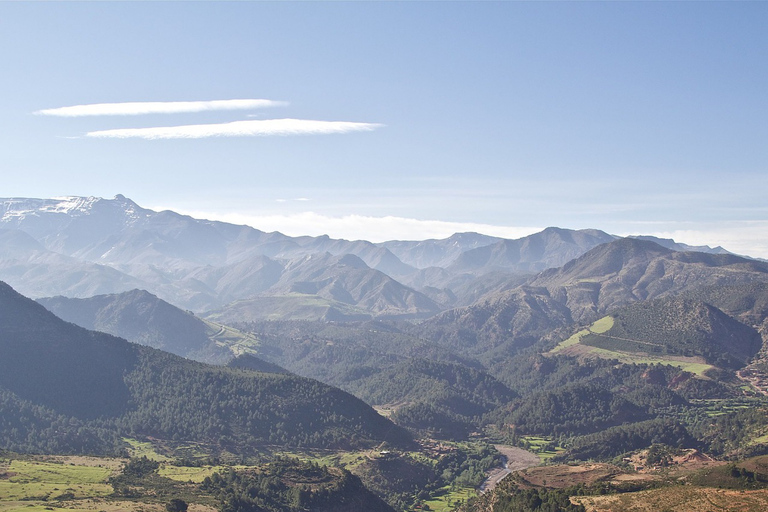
86,119,383,139
35,99,286,117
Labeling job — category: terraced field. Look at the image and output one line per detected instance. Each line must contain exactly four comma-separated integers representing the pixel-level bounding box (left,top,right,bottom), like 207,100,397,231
574,486,768,512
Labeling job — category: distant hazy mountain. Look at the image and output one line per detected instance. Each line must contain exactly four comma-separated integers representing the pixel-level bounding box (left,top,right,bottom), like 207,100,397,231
270,253,439,316
0,228,145,299
294,235,417,277
0,196,424,315
37,289,232,363
380,232,502,269
0,195,416,272
207,253,440,322
629,235,731,255
448,227,617,275
182,254,285,304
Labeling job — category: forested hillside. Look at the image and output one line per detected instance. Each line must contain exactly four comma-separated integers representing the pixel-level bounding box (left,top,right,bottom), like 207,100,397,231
0,281,412,455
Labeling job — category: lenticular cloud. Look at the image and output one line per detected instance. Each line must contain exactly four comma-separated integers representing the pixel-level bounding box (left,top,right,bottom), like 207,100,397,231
35,99,286,117
86,119,383,139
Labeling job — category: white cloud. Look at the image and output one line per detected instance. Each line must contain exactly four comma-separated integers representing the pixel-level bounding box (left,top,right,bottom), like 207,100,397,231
168,208,768,259
35,99,286,117
171,209,542,243
615,220,768,260
86,119,383,139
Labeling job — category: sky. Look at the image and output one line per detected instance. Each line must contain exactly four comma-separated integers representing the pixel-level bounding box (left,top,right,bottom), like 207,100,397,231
1,1,767,258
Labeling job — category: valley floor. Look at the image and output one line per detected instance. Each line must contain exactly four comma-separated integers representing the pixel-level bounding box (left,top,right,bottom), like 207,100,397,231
480,445,540,493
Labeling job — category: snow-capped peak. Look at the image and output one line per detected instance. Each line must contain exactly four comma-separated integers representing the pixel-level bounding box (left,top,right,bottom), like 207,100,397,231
46,196,101,215
0,195,149,224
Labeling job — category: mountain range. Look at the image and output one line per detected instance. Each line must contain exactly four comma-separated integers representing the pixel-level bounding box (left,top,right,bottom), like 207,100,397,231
0,195,738,321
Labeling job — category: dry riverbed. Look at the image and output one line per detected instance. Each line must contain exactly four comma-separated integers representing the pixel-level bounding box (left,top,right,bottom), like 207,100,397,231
480,445,540,492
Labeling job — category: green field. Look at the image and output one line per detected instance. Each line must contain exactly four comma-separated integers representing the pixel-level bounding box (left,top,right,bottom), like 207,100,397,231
584,346,713,376
157,465,221,483
123,438,171,462
0,504,98,512
548,316,614,354
0,460,112,501
519,436,566,462
422,486,476,512
548,316,714,376
589,316,614,334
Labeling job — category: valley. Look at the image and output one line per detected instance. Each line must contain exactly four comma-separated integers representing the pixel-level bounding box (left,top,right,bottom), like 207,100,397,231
3,195,768,511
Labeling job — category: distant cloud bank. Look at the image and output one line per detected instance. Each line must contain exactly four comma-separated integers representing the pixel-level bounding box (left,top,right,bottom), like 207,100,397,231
617,221,768,261
86,119,383,139
172,209,542,243
35,99,286,117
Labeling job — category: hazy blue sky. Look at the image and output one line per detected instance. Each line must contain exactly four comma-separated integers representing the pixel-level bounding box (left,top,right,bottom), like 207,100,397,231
2,2,767,257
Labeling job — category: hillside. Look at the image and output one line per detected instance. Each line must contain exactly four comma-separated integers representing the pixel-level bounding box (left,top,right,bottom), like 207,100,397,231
577,297,762,369
419,238,768,360
37,289,232,363
202,459,396,512
683,281,768,342
419,286,576,359
530,238,768,322
343,358,517,438
0,281,412,455
215,320,507,435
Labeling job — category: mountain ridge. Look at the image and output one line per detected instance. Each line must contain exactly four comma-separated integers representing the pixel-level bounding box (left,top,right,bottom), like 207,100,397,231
0,195,750,321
